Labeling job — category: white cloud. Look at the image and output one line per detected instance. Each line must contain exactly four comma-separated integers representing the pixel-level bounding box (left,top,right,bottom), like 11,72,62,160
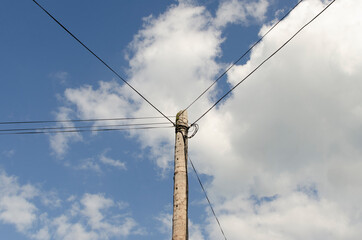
0,196,37,232
80,193,115,229
51,0,362,239
189,220,205,240
0,169,141,239
31,225,51,240
49,107,82,158
54,1,225,170
40,191,62,208
0,170,38,232
208,192,362,240
51,194,137,240
52,215,98,240
214,0,269,27
76,158,102,173
199,0,362,238
80,194,136,238
126,2,222,113
155,213,172,237
99,152,126,170
64,81,132,120
74,151,127,172
214,0,362,200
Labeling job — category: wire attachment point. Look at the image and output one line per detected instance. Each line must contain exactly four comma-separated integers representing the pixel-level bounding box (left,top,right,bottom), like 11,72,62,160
187,124,199,139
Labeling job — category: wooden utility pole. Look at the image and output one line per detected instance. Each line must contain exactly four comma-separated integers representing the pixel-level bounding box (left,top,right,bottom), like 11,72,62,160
172,110,189,240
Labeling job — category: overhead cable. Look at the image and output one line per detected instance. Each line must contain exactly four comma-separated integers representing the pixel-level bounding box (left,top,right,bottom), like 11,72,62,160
0,116,175,125
0,122,171,133
189,156,227,240
187,123,199,139
183,0,305,112
31,0,175,126
0,126,173,135
191,0,337,126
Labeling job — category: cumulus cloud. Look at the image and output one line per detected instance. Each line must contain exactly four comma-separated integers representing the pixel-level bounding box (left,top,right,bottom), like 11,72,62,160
50,0,362,239
51,194,137,240
211,192,362,239
0,170,38,232
0,169,140,239
198,0,362,238
216,0,362,202
63,81,133,120
214,0,269,27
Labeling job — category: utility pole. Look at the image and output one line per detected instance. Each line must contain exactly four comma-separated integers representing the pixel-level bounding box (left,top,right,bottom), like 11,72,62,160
172,110,189,240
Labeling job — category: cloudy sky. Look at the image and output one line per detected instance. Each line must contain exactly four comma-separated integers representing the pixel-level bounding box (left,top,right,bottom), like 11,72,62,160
1,0,362,239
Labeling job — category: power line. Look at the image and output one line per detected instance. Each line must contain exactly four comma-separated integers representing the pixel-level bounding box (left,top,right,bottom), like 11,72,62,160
189,156,227,240
183,0,305,112
191,0,337,126
0,122,171,133
0,126,173,135
0,116,175,125
31,0,175,126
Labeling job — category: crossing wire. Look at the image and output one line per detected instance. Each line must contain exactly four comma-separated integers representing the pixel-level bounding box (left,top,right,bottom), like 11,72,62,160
184,0,305,112
31,0,175,126
189,155,227,240
191,0,337,126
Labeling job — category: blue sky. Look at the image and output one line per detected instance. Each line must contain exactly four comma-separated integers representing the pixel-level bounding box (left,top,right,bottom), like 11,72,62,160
1,0,362,239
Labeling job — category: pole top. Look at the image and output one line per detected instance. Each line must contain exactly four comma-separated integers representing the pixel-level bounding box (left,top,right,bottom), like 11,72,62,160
176,110,188,128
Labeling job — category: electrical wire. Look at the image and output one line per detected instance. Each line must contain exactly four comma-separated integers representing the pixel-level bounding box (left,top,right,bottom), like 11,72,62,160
31,0,175,126
189,155,227,240
0,126,173,135
0,122,171,133
183,0,305,112
187,123,199,139
191,0,337,126
0,116,175,125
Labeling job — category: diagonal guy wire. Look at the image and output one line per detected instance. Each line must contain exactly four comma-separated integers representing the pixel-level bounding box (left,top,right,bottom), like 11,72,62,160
32,0,175,126
189,155,227,240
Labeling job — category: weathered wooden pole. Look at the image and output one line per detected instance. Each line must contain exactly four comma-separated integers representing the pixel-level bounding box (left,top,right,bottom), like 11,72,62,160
172,110,189,240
